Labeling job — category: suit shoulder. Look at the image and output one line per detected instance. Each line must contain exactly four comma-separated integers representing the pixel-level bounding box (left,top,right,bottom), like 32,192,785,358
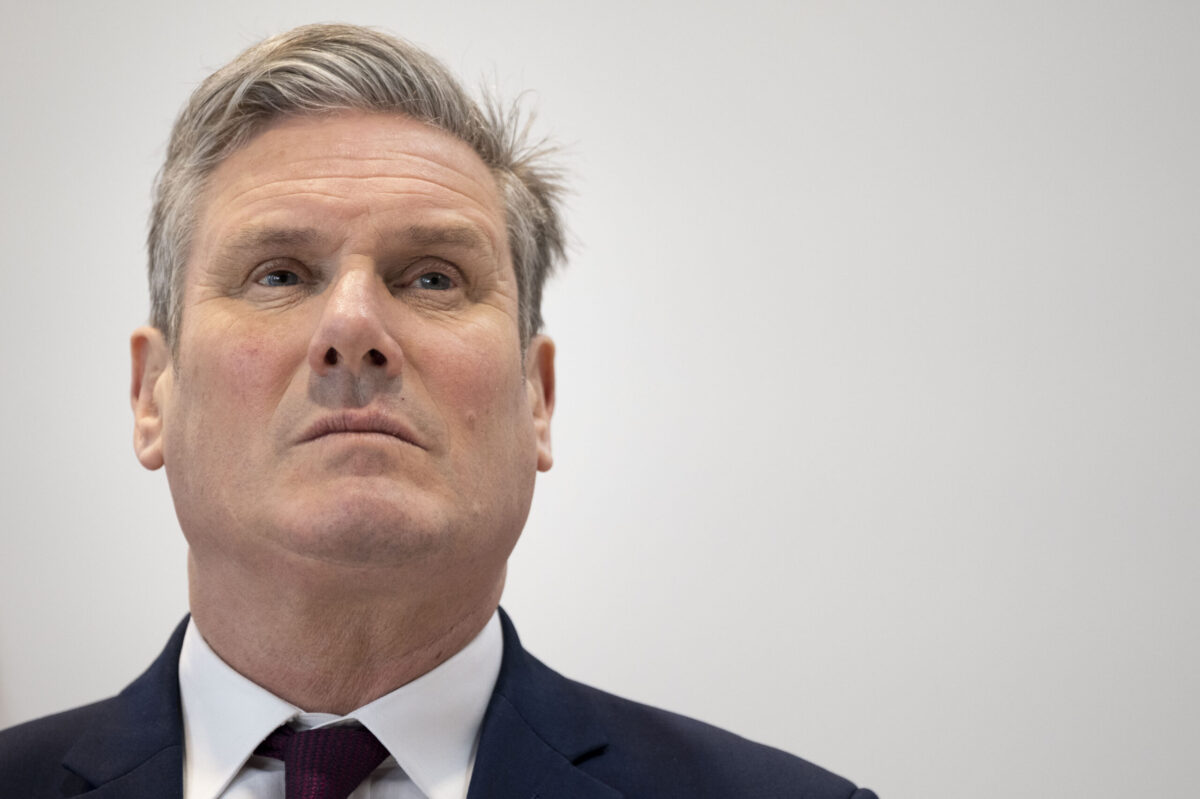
563,677,874,799
0,699,114,794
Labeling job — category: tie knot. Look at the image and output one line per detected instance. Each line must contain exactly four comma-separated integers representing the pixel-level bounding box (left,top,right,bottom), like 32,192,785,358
256,724,390,799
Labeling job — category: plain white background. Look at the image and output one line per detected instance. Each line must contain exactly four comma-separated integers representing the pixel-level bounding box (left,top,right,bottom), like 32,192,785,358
1,2,1197,796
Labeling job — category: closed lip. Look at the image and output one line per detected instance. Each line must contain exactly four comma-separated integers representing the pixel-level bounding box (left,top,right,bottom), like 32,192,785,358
299,410,424,449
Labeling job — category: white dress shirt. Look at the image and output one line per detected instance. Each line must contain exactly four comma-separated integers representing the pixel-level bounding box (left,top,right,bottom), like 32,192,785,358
178,612,503,799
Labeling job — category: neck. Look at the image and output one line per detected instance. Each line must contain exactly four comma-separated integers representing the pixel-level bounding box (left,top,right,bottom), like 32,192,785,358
187,550,504,714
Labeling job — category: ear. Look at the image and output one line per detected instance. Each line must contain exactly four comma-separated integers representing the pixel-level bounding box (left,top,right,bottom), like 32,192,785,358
130,326,173,471
524,335,556,472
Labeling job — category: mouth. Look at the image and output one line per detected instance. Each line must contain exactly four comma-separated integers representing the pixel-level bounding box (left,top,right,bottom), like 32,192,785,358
299,411,424,449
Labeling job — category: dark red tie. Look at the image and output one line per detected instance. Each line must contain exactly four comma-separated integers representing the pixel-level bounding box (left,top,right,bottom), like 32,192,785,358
255,725,390,799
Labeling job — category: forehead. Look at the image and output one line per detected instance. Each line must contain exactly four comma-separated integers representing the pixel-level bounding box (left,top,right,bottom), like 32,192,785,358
191,111,507,262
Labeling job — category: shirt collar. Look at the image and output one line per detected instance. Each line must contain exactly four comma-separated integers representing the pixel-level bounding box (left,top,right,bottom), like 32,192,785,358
179,611,503,799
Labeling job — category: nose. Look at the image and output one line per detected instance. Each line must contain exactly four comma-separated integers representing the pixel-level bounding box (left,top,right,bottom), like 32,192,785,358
307,267,404,379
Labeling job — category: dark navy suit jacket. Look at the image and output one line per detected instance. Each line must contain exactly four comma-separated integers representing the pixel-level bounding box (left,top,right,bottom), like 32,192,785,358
0,611,877,798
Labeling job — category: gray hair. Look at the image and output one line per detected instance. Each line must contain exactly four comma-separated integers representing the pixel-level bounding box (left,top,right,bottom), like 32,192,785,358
148,23,565,350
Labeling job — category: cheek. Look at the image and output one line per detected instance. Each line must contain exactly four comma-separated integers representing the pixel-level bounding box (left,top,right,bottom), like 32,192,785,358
179,330,300,438
220,339,285,407
421,332,528,437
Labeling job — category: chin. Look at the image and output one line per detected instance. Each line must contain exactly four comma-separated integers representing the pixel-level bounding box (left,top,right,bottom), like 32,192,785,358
270,489,453,567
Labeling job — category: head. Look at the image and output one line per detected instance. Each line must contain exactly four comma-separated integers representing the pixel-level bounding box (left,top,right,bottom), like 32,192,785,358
148,23,565,353
131,25,563,610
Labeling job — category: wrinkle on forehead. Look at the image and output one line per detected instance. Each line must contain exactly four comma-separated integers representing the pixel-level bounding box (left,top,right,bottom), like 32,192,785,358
212,177,502,224
222,113,501,197
203,109,503,205
190,111,511,274
239,149,499,194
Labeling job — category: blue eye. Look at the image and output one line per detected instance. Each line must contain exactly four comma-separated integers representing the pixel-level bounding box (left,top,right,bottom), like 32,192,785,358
418,272,454,290
259,270,301,287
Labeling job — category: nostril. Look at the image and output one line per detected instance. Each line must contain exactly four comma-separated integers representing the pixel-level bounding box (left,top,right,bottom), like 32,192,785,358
324,348,338,366
367,348,386,366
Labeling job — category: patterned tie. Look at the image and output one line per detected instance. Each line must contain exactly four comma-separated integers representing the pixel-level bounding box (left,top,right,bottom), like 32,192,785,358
255,724,390,799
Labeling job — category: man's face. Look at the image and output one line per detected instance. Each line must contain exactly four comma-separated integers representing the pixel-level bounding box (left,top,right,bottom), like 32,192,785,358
131,112,554,583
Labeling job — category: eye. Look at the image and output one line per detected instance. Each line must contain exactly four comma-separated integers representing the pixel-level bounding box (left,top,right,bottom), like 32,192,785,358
415,271,456,291
257,269,302,287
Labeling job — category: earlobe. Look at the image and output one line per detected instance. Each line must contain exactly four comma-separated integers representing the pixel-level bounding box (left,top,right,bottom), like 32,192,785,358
130,326,172,471
525,335,556,472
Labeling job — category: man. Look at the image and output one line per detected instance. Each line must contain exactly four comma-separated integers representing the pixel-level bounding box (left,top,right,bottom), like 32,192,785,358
0,23,876,799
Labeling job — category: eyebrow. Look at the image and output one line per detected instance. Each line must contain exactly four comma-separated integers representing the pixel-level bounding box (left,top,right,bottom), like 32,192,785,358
216,223,496,260
219,226,322,254
389,224,496,259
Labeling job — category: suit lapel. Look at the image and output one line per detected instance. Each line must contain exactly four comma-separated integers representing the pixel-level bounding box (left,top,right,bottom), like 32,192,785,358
467,610,622,799
61,618,188,799
57,611,619,799
67,749,183,799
